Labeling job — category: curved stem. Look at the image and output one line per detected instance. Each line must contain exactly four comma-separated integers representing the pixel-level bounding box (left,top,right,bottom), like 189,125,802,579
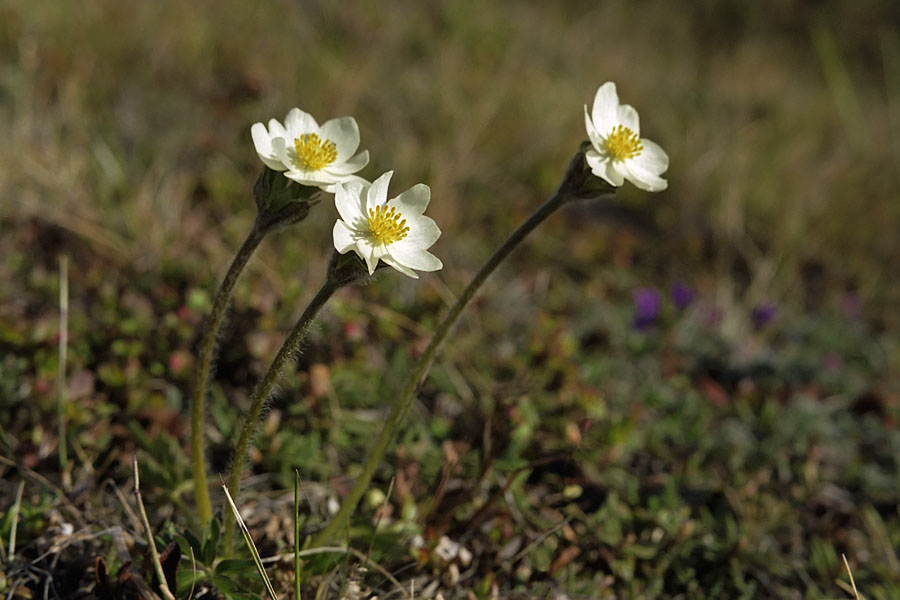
190,222,265,527
224,276,340,552
310,161,603,547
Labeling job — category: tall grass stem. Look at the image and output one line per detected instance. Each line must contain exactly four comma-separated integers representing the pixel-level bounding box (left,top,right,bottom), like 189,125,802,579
57,255,69,484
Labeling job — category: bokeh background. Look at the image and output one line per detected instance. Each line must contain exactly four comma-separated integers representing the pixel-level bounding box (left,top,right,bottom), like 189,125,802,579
1,0,899,598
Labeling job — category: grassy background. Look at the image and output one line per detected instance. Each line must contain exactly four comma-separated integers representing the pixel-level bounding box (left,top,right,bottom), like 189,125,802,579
1,0,899,598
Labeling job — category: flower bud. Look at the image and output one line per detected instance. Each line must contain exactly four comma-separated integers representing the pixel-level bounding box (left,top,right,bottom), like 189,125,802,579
252,167,319,232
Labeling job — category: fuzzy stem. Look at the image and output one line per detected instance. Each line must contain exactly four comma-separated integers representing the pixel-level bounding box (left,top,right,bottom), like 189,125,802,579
311,155,600,547
224,276,340,552
190,222,266,527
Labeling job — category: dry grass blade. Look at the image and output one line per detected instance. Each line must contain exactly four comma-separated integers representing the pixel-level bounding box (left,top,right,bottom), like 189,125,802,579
132,456,176,600
222,484,280,600
842,554,861,600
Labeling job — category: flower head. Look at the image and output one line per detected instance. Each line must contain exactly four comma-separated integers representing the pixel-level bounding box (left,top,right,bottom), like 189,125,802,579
750,302,777,329
584,82,669,192
332,171,442,279
633,287,662,330
251,108,369,193
671,280,694,310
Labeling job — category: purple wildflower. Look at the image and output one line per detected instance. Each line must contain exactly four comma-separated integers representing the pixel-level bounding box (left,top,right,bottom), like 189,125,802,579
750,301,777,329
633,287,662,330
671,280,694,310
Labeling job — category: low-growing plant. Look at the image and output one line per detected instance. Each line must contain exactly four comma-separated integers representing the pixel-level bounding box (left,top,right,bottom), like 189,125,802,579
184,82,669,572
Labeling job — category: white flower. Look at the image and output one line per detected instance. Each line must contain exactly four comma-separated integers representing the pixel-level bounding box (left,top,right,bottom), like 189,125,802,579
332,171,442,279
251,108,369,192
584,82,669,192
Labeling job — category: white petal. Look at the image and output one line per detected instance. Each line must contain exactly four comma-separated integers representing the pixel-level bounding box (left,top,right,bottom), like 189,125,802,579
283,172,342,192
381,256,420,279
610,162,632,187
273,137,295,170
251,123,287,170
257,154,288,171
288,169,343,183
324,150,369,176
585,151,623,187
584,149,605,171
358,239,381,274
366,171,393,212
634,138,669,174
402,213,441,247
284,108,318,139
617,104,640,135
251,122,272,153
392,183,430,215
623,160,668,191
584,106,603,150
320,117,361,161
332,174,371,187
388,242,443,272
267,118,287,139
591,82,619,133
332,220,357,254
334,182,366,224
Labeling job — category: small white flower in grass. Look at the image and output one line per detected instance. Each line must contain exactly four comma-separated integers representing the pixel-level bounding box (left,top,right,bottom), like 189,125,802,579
584,81,669,192
251,107,369,192
333,171,443,279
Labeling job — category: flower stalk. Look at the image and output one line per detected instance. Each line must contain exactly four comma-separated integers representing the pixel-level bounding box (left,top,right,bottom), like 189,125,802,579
191,168,317,527
222,250,372,551
190,220,265,526
310,152,607,547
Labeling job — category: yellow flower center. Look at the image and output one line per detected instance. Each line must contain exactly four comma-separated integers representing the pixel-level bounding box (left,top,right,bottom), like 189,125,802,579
293,133,338,170
606,125,643,160
367,205,409,244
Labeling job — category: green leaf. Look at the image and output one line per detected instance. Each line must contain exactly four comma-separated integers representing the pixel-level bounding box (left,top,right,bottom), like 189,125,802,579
202,516,222,564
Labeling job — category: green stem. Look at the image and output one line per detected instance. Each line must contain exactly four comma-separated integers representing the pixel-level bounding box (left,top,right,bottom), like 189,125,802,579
310,155,601,547
190,222,266,527
224,276,340,552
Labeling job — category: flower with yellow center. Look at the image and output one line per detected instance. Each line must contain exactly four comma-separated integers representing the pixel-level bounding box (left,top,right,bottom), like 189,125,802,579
584,82,669,192
251,108,369,192
333,171,442,278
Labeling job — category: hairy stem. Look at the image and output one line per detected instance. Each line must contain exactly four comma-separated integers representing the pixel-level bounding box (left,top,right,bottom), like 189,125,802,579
190,222,265,527
225,276,340,552
311,154,599,547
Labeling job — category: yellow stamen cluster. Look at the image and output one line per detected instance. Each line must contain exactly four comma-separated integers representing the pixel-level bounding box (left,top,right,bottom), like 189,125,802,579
606,124,643,160
367,205,409,244
294,133,338,170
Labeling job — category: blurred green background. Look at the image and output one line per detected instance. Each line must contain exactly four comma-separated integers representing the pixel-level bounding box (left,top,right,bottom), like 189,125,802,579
1,0,899,598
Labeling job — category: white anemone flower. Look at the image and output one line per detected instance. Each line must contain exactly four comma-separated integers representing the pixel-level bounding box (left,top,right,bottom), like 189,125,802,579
584,82,669,192
251,108,369,192
332,171,442,279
